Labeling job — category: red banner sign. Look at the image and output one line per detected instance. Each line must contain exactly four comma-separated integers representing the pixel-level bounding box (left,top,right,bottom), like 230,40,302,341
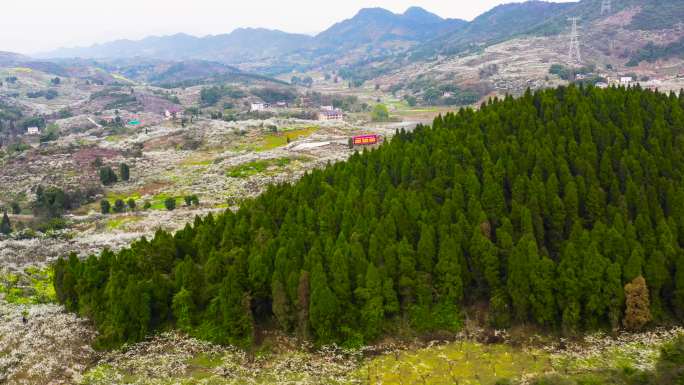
353,135,379,146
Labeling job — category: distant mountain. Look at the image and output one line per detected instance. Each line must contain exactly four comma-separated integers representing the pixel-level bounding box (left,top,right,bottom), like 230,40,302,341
39,7,466,65
0,51,30,66
31,0,684,76
314,7,467,49
40,29,313,64
0,51,70,76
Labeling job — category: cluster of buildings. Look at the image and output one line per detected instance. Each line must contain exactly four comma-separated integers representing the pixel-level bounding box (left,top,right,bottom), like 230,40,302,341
249,101,345,121
249,101,290,112
593,75,665,90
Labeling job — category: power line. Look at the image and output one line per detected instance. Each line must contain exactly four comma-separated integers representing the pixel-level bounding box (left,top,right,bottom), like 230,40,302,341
568,17,582,64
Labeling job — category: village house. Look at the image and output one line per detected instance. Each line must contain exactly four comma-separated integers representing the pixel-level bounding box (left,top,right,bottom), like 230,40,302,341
595,82,609,89
321,105,335,111
620,76,633,85
250,103,269,112
318,108,344,121
26,127,40,135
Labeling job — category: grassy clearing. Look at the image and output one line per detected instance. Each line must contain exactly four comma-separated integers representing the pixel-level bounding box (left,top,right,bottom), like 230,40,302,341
145,193,185,211
0,266,56,305
106,192,142,202
550,336,664,375
181,158,214,167
258,127,318,151
356,341,552,385
227,156,310,178
106,215,143,230
105,135,124,143
111,73,135,84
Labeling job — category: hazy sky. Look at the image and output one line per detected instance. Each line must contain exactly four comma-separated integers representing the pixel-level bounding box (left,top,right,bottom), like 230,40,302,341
1,0,575,54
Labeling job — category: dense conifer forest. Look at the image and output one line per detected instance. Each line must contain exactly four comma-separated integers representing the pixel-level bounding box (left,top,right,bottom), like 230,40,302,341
55,85,684,349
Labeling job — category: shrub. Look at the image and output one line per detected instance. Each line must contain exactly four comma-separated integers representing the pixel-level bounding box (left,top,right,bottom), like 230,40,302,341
113,199,126,213
371,104,390,122
100,200,111,214
164,197,176,211
99,167,118,185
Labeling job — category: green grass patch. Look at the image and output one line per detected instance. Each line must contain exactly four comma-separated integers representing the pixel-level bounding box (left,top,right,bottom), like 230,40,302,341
227,160,272,178
104,135,124,143
181,155,216,167
356,341,552,385
106,215,143,230
105,192,142,203
226,156,309,178
0,266,56,305
147,193,183,211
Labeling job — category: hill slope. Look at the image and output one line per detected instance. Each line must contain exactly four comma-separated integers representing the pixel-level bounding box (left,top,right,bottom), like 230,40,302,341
56,86,684,348
427,1,575,55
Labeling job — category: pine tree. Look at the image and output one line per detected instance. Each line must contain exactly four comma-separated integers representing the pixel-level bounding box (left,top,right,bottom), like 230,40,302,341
272,278,294,331
624,249,645,282
356,263,384,339
217,268,254,347
435,235,463,303
172,287,195,332
674,254,684,321
558,242,582,334
508,235,534,321
309,263,338,343
99,166,118,185
296,271,311,340
0,211,11,235
120,163,130,182
529,254,556,325
416,223,436,275
605,262,625,331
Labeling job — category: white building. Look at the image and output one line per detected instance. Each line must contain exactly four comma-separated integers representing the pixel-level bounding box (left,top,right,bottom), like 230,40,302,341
321,105,335,111
620,77,633,85
595,82,609,89
26,127,40,135
250,103,269,112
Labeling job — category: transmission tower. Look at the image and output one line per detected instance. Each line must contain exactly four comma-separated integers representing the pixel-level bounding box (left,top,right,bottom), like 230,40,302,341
568,17,582,64
601,0,612,15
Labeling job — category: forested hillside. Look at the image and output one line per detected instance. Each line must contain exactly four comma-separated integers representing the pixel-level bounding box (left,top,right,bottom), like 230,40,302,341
55,86,684,349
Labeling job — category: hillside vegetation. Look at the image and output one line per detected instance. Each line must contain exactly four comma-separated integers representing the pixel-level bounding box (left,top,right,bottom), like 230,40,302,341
55,86,684,349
